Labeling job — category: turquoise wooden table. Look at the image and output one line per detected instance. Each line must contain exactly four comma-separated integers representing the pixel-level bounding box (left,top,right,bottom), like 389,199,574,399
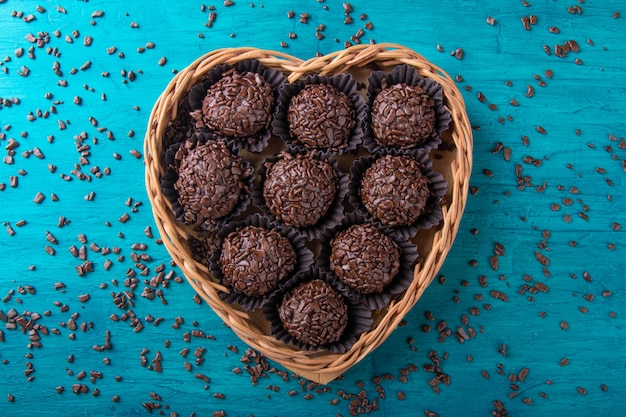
1,1,625,416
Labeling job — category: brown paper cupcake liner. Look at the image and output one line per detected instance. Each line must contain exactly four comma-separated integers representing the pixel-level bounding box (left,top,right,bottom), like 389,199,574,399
162,92,196,158
188,59,286,153
252,150,349,241
348,149,447,241
317,213,419,311
187,230,220,268
364,64,452,154
272,73,367,155
208,214,314,311
263,268,373,354
161,133,254,232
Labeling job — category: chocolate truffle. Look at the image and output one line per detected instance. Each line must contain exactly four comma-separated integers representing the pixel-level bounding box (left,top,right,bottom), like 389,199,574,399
263,153,338,228
371,83,436,148
192,69,274,138
330,223,401,294
278,279,348,347
360,155,431,227
174,140,252,227
219,225,297,297
287,84,356,151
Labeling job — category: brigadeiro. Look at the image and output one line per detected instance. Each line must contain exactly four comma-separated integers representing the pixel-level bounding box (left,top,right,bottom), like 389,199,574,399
365,64,451,153
280,278,347,347
188,59,286,152
349,151,447,240
255,151,348,239
318,213,419,310
264,269,373,353
161,135,254,231
332,223,400,294
272,74,366,154
209,214,314,311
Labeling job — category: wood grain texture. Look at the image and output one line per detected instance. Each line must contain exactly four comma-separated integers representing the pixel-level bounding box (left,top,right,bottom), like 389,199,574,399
0,1,625,416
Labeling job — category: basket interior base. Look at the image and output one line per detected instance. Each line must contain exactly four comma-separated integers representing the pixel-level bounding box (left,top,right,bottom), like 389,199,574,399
293,368,344,385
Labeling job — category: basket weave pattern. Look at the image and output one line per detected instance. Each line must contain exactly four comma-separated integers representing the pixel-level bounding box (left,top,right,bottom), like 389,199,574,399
144,44,473,384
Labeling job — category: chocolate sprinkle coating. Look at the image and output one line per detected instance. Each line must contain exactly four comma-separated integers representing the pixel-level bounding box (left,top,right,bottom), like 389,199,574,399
278,279,348,347
287,84,356,150
330,223,401,294
360,155,431,227
263,153,338,228
219,225,297,297
174,141,252,227
371,83,436,148
192,69,274,138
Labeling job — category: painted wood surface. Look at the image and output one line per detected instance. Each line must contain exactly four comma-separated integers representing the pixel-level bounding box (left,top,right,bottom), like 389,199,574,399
1,1,625,416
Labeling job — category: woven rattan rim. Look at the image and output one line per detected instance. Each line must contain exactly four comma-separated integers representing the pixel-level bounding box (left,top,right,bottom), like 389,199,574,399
144,43,473,384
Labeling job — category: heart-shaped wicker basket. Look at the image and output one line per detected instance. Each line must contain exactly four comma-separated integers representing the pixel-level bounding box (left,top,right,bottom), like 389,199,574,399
144,43,473,384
